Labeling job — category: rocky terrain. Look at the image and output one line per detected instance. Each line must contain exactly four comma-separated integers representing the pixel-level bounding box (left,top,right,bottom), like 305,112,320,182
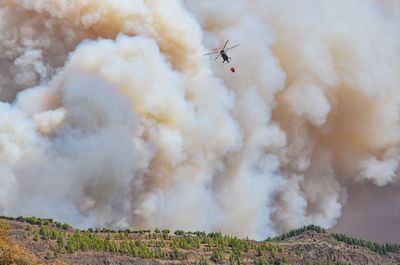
1,216,399,265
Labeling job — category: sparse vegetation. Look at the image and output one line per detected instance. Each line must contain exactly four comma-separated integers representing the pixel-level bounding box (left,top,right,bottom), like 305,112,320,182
266,225,326,242
0,220,39,265
0,215,71,230
0,216,399,265
332,233,400,254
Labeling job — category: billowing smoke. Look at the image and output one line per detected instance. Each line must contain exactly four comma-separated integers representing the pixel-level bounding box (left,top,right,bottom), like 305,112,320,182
1,0,400,241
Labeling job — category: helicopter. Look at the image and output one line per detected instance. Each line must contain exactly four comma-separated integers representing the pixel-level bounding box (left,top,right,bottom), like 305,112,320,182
204,40,239,64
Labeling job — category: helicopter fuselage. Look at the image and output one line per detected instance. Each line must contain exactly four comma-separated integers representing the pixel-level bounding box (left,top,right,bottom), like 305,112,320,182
220,50,230,63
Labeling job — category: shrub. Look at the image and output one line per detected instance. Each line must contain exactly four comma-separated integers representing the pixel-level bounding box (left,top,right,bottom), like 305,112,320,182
211,248,224,263
174,230,185,236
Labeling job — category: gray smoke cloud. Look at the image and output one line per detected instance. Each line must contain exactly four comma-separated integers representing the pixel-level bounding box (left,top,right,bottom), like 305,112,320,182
0,0,400,241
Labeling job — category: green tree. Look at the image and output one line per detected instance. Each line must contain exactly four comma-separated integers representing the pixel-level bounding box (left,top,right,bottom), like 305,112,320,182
211,248,224,264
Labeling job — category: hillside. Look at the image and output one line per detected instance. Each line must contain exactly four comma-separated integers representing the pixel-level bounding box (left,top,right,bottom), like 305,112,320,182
0,216,399,265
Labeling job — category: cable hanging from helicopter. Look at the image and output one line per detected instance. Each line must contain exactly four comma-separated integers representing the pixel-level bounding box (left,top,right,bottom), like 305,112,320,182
204,40,239,73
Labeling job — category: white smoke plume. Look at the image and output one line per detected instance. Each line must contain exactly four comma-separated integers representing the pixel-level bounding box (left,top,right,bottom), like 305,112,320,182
0,0,400,241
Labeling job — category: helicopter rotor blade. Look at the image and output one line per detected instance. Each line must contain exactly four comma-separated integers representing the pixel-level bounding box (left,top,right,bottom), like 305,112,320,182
203,51,220,56
222,40,229,50
214,53,221,60
225,44,239,51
